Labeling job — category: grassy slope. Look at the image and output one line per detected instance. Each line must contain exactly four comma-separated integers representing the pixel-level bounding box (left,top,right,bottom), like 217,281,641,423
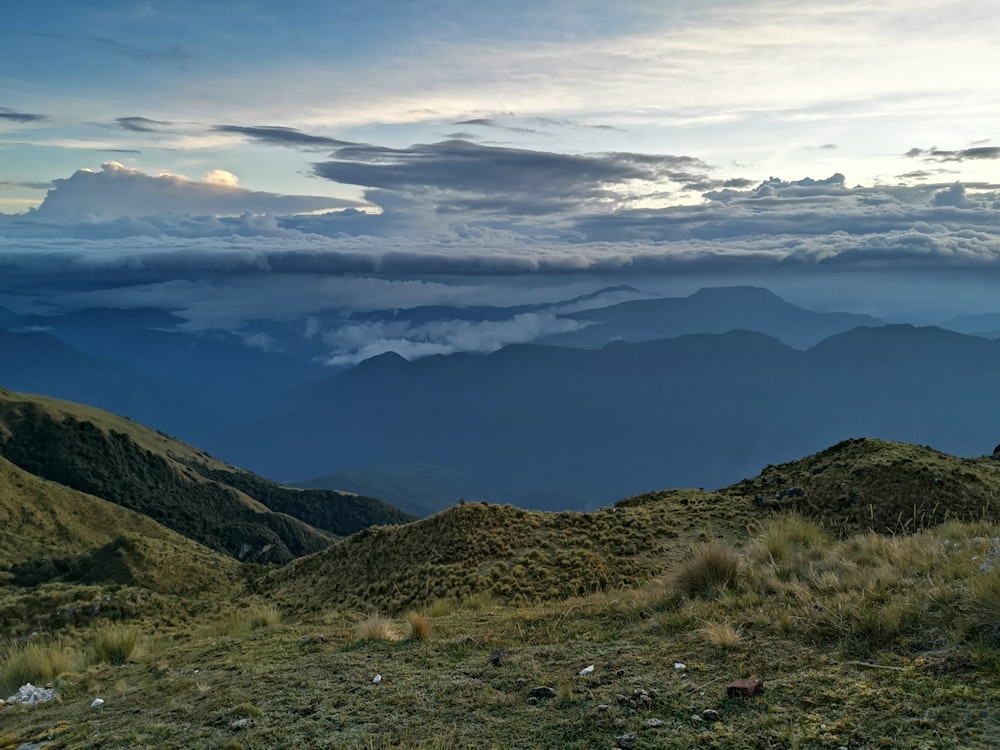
0,389,413,563
722,437,1000,534
0,453,242,636
4,437,1000,747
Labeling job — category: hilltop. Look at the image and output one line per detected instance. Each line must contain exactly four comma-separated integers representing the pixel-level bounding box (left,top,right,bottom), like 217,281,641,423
0,388,415,564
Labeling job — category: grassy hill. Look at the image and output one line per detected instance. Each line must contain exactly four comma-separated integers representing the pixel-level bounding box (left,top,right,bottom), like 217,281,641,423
722,437,1000,535
0,389,415,564
4,434,1000,748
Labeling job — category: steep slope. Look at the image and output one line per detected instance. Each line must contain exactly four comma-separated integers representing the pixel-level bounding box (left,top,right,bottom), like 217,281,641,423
0,389,414,563
0,454,237,591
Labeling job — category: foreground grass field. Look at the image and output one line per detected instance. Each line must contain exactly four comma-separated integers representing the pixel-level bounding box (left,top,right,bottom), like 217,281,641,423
4,516,1000,750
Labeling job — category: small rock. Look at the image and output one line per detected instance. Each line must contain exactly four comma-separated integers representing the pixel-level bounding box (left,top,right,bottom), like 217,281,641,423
702,708,720,721
230,718,255,730
691,713,703,722
526,696,539,706
684,684,696,693
726,678,764,698
596,704,610,712
639,610,651,619
372,674,382,685
579,664,595,676
616,668,626,677
615,732,637,749
643,718,663,729
674,662,686,671
528,686,557,700
90,698,105,708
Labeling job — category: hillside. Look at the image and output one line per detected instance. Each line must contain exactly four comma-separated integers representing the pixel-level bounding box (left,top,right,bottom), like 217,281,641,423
0,389,415,564
4,437,1000,748
722,437,1000,535
0,453,242,635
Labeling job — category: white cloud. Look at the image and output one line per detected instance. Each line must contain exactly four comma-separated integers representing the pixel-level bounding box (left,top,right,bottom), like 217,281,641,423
320,313,590,366
29,162,364,221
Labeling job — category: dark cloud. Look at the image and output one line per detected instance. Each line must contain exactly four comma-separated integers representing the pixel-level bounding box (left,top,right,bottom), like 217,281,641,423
313,139,711,216
115,116,170,132
906,146,1000,162
214,125,353,149
0,106,47,123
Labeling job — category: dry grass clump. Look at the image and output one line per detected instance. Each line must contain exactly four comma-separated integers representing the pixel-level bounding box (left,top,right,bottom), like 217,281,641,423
83,624,140,667
0,638,76,695
697,620,744,649
407,612,433,641
204,602,283,638
356,614,399,642
673,541,740,599
964,565,1000,642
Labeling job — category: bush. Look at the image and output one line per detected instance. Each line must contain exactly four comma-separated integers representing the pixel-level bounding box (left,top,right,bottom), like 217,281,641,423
0,638,76,695
673,541,740,599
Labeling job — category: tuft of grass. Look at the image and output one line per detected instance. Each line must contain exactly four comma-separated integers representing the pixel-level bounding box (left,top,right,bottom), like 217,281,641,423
673,541,740,598
205,602,283,638
697,620,744,649
407,612,432,641
758,514,830,562
83,624,140,667
0,638,76,695
356,614,399,642
965,566,1000,642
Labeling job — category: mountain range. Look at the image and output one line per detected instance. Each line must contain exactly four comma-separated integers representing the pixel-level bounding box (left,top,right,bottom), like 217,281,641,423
4,285,1000,511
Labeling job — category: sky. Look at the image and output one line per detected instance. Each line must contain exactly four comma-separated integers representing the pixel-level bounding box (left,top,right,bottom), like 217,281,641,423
2,0,1000,357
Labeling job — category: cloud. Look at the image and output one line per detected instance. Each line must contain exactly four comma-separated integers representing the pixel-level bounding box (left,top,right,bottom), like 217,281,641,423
0,106,47,123
453,117,544,135
115,116,170,132
27,162,366,221
0,180,52,190
906,146,1000,163
89,36,190,62
214,125,353,149
319,312,589,365
313,139,711,216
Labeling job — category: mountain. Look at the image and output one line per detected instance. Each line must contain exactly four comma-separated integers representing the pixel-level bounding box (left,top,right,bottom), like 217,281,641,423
539,285,884,349
0,328,221,439
8,307,327,415
216,324,1000,510
0,389,415,564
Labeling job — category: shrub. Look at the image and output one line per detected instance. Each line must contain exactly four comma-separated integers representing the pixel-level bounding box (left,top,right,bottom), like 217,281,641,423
673,541,740,599
407,612,432,641
356,615,398,642
965,566,1000,642
84,624,140,667
0,638,76,695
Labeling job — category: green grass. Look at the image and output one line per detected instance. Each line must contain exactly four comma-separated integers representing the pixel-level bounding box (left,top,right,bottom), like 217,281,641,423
0,637,76,695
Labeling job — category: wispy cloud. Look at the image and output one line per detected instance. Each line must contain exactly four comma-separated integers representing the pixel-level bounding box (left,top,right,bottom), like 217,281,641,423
906,146,1000,163
0,106,47,123
115,116,170,132
214,125,353,149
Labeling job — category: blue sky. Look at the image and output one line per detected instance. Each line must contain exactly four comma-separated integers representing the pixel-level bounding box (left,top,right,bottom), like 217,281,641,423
2,0,1000,351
